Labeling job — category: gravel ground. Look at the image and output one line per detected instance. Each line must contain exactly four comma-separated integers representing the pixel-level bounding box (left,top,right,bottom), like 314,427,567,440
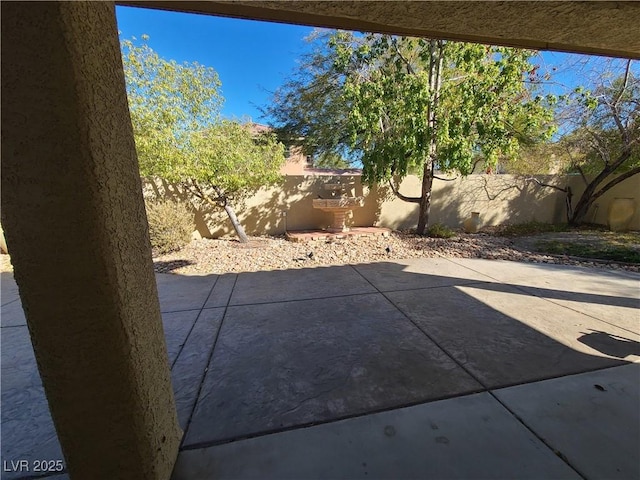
0,255,11,273
2,230,637,276
152,230,640,275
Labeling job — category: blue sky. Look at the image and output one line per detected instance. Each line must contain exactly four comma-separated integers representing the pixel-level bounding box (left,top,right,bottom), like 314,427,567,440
116,5,315,123
115,5,632,124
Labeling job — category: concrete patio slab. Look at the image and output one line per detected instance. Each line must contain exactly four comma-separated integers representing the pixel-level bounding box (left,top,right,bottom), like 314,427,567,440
184,293,482,447
0,275,222,480
1,327,41,392
0,298,215,478
228,265,376,305
353,258,491,292
173,391,580,480
387,283,632,388
457,282,640,359
495,363,640,480
156,273,217,313
203,273,237,309
1,258,638,479
163,310,201,366
171,308,224,429
449,258,640,333
449,258,640,296
1,272,20,306
540,299,640,336
0,299,26,327
508,269,640,305
1,326,63,480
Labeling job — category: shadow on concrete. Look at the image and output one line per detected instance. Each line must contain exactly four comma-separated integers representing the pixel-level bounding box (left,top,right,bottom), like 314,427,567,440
1,259,638,477
153,259,196,273
180,261,636,447
578,330,640,359
458,279,640,310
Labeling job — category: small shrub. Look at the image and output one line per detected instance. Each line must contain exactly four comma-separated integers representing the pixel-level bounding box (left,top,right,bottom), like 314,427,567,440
145,199,194,254
427,223,455,238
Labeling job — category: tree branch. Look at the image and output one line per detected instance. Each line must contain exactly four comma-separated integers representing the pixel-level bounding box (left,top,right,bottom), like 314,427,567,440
471,157,484,174
181,181,205,201
603,60,632,140
604,97,628,139
612,59,632,109
524,177,574,222
592,165,640,201
388,178,421,203
185,179,225,207
584,127,611,165
607,142,634,173
392,38,416,75
433,175,458,182
481,177,522,201
573,147,634,215
211,184,228,207
526,177,567,193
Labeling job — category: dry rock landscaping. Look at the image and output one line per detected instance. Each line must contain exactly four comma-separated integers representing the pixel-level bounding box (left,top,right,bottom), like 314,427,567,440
151,230,640,275
2,229,637,276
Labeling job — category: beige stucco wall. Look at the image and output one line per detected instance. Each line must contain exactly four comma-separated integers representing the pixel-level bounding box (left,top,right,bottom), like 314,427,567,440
567,173,640,229
145,173,639,237
2,2,181,478
280,145,311,175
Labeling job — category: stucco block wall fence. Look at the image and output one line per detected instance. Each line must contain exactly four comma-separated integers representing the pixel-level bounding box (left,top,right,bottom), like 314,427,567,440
144,174,640,239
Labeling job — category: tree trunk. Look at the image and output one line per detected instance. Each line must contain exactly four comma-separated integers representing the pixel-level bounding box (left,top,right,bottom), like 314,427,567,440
208,184,249,243
570,164,640,226
416,39,443,236
570,164,618,225
570,195,595,225
568,139,638,225
223,203,249,243
416,164,434,235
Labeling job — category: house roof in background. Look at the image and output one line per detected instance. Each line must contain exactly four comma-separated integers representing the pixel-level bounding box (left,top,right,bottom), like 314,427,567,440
304,167,362,176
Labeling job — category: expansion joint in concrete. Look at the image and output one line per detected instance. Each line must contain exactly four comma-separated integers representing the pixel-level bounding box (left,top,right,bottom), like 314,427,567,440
347,263,491,390
179,274,239,450
225,290,379,308
484,388,588,479
169,276,220,371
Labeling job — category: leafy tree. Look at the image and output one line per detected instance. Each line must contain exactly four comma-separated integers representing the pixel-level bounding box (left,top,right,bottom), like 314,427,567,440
263,30,354,169
312,152,353,169
553,60,639,225
499,142,562,175
503,59,639,225
267,31,555,234
122,36,285,243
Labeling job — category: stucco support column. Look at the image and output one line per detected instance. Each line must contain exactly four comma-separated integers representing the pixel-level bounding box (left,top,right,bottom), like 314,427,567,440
1,2,181,479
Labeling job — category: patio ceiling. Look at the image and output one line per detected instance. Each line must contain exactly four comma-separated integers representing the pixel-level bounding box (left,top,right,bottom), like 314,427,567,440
117,1,640,59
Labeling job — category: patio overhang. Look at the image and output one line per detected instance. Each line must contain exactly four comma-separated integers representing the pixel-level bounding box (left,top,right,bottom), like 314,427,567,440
117,1,640,59
2,1,638,479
